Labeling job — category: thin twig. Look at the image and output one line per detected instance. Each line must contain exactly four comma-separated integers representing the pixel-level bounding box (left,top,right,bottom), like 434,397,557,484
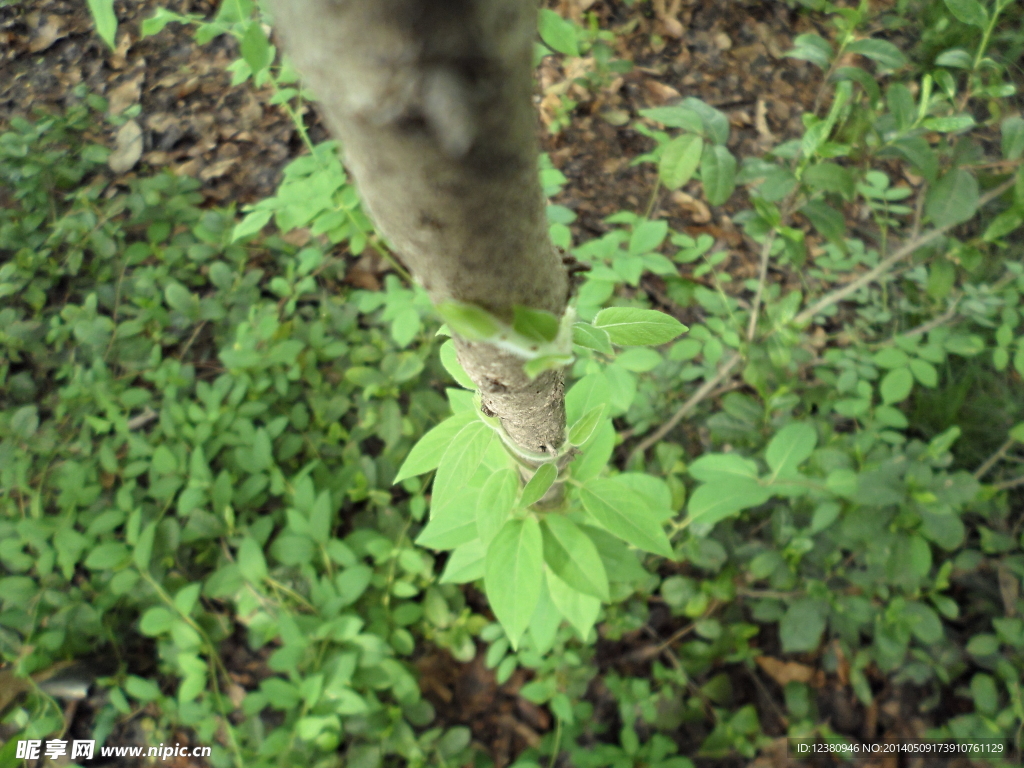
628,352,743,463
746,231,776,342
993,475,1024,491
889,297,961,343
976,437,1017,481
793,178,1016,327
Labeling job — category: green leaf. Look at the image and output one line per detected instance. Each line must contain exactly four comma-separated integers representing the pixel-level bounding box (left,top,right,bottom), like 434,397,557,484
909,359,938,387
880,367,914,404
542,515,609,600
680,97,730,145
546,569,601,639
921,115,975,133
573,323,613,354
935,48,973,68
925,169,978,227
432,421,494,509
765,422,817,478
439,339,477,390
639,106,704,132
232,210,271,241
440,540,486,584
513,306,559,343
565,372,612,423
84,542,130,570
436,301,501,341
846,38,908,69
688,453,759,484
134,522,156,570
523,353,573,380
485,517,543,649
803,162,854,199
568,405,605,446
86,0,118,49
943,0,988,28
887,83,916,130
892,137,939,182
834,66,881,104
786,33,833,68
983,208,1024,241
139,607,174,636
538,9,580,57
971,673,998,715
580,478,674,557
659,134,704,190
417,486,480,549
592,307,687,346
799,199,846,243
875,347,911,368
779,599,827,652
309,490,332,544
629,220,669,255
240,20,272,73
394,410,477,483
238,537,268,583
701,145,737,205
477,469,519,544
1002,115,1024,160
687,481,771,530
520,464,557,508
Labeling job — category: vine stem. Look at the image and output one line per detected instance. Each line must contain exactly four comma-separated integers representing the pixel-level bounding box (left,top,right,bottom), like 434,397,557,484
627,351,743,464
746,230,777,342
793,177,1016,327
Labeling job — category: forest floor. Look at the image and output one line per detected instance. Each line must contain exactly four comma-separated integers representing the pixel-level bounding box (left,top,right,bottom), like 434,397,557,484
0,1,981,767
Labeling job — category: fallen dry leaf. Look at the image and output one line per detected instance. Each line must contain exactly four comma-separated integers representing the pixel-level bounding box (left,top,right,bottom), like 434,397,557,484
29,14,66,53
107,75,143,116
645,79,681,105
671,190,712,224
756,655,825,687
108,120,144,174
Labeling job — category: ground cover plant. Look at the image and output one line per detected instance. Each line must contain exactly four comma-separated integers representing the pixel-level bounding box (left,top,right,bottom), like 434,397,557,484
1,0,1024,767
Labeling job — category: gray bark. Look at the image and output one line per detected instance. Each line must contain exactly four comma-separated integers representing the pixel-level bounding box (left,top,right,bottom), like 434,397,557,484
268,0,569,456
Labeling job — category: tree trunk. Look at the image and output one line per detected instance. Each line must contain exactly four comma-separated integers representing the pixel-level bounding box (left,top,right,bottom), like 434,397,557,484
268,0,570,458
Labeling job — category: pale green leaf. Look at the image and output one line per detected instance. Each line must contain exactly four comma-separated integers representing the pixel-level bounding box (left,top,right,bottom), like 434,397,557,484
477,469,519,545
485,517,544,649
765,422,817,478
394,410,477,483
592,307,687,346
521,463,557,508
580,478,674,557
541,515,609,600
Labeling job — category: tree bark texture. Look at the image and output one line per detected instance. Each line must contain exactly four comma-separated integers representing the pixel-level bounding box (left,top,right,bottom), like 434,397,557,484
268,0,570,455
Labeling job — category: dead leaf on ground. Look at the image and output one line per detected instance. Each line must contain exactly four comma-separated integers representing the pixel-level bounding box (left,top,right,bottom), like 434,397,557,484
108,119,144,173
756,655,825,687
671,191,712,223
29,14,66,53
109,32,132,69
645,79,681,105
107,74,143,116
199,157,239,181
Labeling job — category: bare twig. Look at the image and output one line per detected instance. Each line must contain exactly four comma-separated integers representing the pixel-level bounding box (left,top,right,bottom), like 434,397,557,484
628,351,743,463
993,475,1024,491
746,231,776,342
793,178,1015,327
976,437,1018,480
127,407,158,431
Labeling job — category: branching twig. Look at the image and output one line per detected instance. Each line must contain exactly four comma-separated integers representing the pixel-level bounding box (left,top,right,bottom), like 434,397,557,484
628,351,743,463
993,475,1024,491
976,438,1017,480
793,178,1016,327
